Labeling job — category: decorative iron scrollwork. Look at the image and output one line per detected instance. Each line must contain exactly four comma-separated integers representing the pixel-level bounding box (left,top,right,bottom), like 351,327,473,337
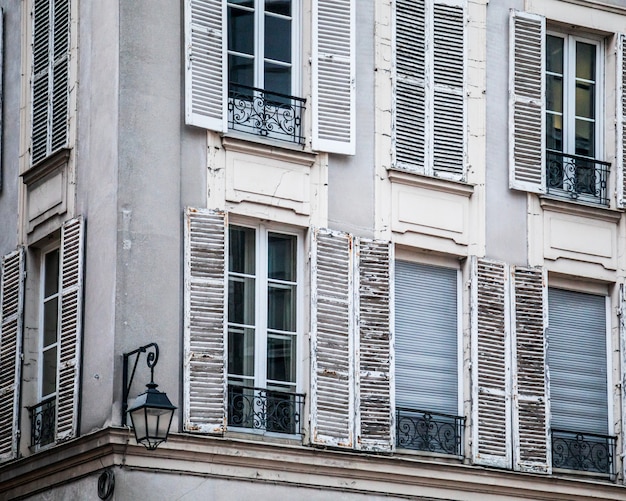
228,83,305,144
29,397,56,447
228,384,305,435
546,150,610,206
552,429,615,477
396,408,464,456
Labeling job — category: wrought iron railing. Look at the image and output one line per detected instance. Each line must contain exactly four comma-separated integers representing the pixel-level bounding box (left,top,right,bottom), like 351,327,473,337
546,150,610,206
552,429,616,477
228,83,305,144
28,397,56,448
396,408,464,456
228,384,305,435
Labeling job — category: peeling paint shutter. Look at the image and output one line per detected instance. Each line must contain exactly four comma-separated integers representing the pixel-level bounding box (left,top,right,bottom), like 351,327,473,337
310,229,354,447
51,0,70,153
617,34,626,208
511,267,550,473
312,0,355,154
0,249,24,461
185,0,227,132
432,0,465,178
56,217,84,440
395,0,426,171
471,258,511,468
355,239,393,452
509,11,545,193
184,208,227,434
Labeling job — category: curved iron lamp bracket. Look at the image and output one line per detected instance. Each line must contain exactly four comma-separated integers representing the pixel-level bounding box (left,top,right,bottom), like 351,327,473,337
122,342,159,426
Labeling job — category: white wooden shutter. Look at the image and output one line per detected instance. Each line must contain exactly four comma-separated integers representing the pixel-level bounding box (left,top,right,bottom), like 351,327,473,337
56,217,84,440
312,0,355,154
184,0,227,132
310,228,354,447
470,257,512,468
32,0,51,163
355,239,394,452
394,0,427,172
511,266,550,473
183,208,227,434
509,11,545,193
617,34,626,208
431,0,465,179
620,284,626,482
50,0,70,153
0,249,24,461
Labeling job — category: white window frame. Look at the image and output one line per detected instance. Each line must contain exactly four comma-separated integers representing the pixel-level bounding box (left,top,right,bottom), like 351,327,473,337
226,221,304,435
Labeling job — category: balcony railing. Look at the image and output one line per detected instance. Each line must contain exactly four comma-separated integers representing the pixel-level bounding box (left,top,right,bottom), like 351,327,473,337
546,150,610,206
396,408,464,456
28,397,55,448
552,429,616,477
228,83,305,144
228,384,305,435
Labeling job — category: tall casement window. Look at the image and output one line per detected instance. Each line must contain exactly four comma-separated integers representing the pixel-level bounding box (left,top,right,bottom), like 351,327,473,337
32,0,71,164
548,288,614,476
227,224,304,435
394,261,463,456
545,34,607,203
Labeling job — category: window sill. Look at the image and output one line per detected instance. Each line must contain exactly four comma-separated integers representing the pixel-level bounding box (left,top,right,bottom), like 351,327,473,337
539,196,622,224
387,168,474,198
223,428,303,446
21,148,71,186
222,134,316,167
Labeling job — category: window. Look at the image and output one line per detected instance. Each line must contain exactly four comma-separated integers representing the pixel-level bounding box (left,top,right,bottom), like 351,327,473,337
31,0,71,165
394,261,463,455
227,224,303,434
545,33,609,204
548,288,615,476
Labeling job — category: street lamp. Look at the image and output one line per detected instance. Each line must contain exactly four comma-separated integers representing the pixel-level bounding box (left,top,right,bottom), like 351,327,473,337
122,343,176,450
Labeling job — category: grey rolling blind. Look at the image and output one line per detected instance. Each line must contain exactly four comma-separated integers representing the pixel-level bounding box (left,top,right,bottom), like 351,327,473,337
395,261,457,415
548,288,608,435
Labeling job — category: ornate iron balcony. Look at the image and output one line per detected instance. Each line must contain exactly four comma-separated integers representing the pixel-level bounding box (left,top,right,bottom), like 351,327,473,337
28,397,55,448
228,83,305,144
552,429,616,477
228,384,304,435
396,408,464,456
546,150,610,206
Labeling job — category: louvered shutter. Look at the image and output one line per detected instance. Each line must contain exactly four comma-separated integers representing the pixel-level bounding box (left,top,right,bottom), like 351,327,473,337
547,288,608,435
395,0,426,172
0,249,24,461
56,217,84,441
511,267,549,473
431,0,465,178
185,0,227,132
310,228,354,447
183,208,227,434
617,34,626,208
355,239,393,452
312,0,355,155
32,0,51,163
51,0,69,153
620,284,626,482
509,11,545,193
471,258,512,468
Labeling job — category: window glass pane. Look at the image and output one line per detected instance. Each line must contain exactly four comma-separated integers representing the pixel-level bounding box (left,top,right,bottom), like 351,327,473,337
575,119,595,157
264,63,291,96
268,233,296,281
228,326,255,377
267,334,296,383
265,0,291,16
43,297,58,347
546,113,563,151
229,276,255,325
228,6,254,55
264,15,291,63
575,81,595,120
576,41,596,81
546,35,563,74
44,249,59,297
268,284,296,332
229,55,255,89
229,226,255,274
229,0,254,7
546,75,563,114
42,347,57,397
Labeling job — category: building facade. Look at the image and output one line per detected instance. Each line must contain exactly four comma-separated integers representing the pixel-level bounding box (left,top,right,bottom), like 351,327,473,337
0,0,625,499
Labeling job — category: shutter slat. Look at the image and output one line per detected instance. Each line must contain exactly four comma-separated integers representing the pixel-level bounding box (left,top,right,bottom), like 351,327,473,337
509,11,545,192
356,240,393,452
471,258,511,467
512,267,549,473
184,208,227,434
310,229,354,447
56,217,84,441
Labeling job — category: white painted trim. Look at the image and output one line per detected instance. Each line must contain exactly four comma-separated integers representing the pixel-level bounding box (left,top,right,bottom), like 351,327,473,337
619,283,626,482
456,268,463,418
605,295,614,437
